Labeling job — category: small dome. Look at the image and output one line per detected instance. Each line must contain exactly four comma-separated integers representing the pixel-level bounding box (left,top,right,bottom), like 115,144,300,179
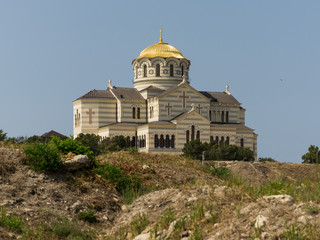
136,29,187,60
136,42,186,59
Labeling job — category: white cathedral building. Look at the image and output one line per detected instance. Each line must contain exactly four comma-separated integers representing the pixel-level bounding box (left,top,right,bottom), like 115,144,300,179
73,31,258,158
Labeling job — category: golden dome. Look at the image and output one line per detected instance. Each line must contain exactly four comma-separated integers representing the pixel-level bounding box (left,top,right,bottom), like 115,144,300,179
136,29,187,60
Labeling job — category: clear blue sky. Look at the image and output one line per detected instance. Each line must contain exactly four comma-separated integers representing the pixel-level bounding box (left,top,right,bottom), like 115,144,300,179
1,1,319,163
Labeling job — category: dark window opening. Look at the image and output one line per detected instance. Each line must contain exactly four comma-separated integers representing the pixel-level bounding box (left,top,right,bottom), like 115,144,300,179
226,111,229,123
196,130,200,140
170,64,174,77
137,107,140,119
160,135,164,148
181,66,184,76
156,64,160,77
154,135,159,148
171,135,175,148
186,130,190,143
191,125,195,141
132,107,136,119
165,135,170,148
240,138,244,147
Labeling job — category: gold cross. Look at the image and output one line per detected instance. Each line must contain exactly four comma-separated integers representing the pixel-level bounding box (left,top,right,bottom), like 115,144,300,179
86,108,95,124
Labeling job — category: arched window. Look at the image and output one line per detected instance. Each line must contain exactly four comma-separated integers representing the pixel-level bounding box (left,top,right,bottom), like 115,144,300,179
196,130,200,140
131,136,136,147
143,65,147,77
156,64,160,77
221,111,225,123
226,136,230,145
171,135,175,148
210,136,214,143
181,65,184,76
165,135,170,148
154,135,159,148
240,138,244,147
143,135,146,148
137,107,140,119
136,66,138,79
191,125,195,141
220,136,224,146
215,136,219,143
170,64,174,77
209,110,212,121
186,130,190,143
213,111,216,122
132,107,136,119
126,136,130,148
226,111,229,123
160,135,164,148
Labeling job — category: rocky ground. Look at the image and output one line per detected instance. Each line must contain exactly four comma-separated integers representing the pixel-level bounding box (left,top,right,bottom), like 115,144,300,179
1,148,320,239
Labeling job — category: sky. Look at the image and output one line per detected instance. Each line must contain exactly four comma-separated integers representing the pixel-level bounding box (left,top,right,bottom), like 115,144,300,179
1,1,319,163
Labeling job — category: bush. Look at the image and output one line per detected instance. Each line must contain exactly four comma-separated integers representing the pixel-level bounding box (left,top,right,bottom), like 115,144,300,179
94,163,141,192
302,145,320,164
258,157,277,162
24,142,62,172
0,129,7,141
182,139,207,160
78,210,97,223
76,133,102,156
0,208,23,233
103,135,128,152
51,136,94,161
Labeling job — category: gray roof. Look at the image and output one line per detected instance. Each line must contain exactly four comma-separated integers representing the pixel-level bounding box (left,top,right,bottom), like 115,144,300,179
111,87,145,100
140,85,164,92
200,92,240,105
210,123,253,131
77,90,115,100
100,122,142,128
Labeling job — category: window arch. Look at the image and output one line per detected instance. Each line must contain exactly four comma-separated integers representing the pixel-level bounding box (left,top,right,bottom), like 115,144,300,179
170,64,174,77
215,136,219,143
154,135,159,148
171,135,175,148
221,111,225,122
209,110,212,121
226,111,229,123
240,138,244,147
160,134,164,148
181,65,184,76
196,130,200,140
210,136,214,143
143,65,147,77
156,64,160,77
165,135,170,148
226,136,230,145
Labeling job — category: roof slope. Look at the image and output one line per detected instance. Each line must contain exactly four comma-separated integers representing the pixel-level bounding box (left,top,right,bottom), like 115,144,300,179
76,90,115,100
200,91,240,105
111,87,145,100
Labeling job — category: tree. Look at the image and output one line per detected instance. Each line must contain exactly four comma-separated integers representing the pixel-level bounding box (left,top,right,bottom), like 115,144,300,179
302,145,320,164
76,133,102,156
0,129,7,141
182,139,207,160
258,157,277,162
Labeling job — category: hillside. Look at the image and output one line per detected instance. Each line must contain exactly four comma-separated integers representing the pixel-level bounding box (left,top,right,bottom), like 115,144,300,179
1,147,320,239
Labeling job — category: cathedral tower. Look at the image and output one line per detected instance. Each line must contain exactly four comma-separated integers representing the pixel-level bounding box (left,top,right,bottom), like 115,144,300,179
132,29,191,91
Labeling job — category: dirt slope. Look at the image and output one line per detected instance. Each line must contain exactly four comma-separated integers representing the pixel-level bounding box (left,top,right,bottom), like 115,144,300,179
1,148,320,240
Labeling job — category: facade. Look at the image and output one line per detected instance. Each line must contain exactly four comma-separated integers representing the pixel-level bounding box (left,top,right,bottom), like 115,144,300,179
73,31,258,158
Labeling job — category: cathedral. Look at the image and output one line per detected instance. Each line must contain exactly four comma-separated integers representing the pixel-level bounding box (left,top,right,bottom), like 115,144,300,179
73,30,258,159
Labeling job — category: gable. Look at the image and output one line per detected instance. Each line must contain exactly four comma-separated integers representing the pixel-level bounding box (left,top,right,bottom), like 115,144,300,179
171,110,211,124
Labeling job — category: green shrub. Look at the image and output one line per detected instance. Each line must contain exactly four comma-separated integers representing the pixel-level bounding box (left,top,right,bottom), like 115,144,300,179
76,133,102,156
51,136,94,161
103,135,128,152
0,129,7,141
0,208,23,233
182,139,207,160
258,157,277,162
160,208,175,229
94,163,141,193
78,210,97,223
51,218,94,239
24,142,62,172
209,165,230,179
